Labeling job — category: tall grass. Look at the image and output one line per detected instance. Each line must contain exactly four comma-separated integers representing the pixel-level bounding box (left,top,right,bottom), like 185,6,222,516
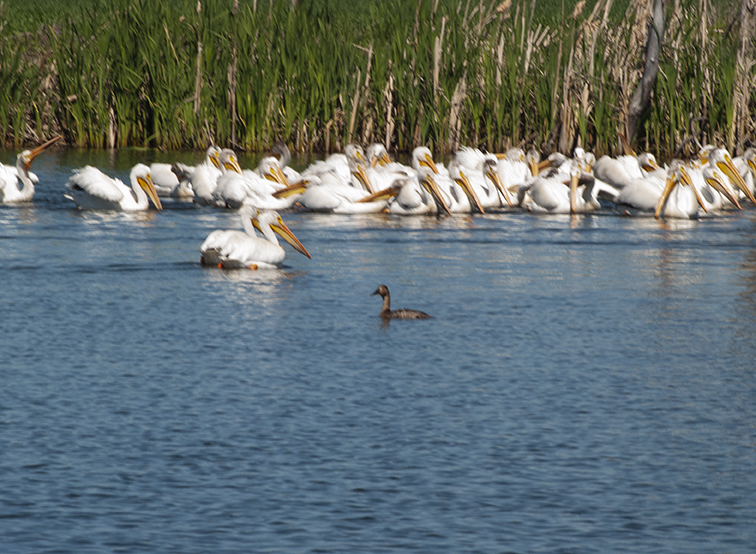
1,0,753,157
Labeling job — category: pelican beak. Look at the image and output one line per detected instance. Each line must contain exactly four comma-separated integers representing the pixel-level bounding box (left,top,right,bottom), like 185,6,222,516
536,159,552,174
620,133,636,156
421,174,451,215
357,185,399,203
24,135,62,170
641,159,660,172
353,164,374,194
380,152,391,166
210,151,222,170
706,172,741,210
570,173,579,214
138,173,163,210
717,155,755,205
270,217,312,258
272,179,307,199
494,152,507,160
654,174,677,219
486,166,512,207
682,168,707,214
455,170,485,214
264,166,289,187
420,154,439,174
225,156,243,174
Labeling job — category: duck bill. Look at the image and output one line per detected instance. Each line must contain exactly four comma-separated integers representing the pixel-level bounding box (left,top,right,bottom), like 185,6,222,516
353,164,374,193
570,173,579,214
421,174,451,215
357,186,399,203
271,221,312,258
486,167,512,207
25,135,63,169
138,175,163,210
456,171,485,214
718,159,755,205
272,180,307,199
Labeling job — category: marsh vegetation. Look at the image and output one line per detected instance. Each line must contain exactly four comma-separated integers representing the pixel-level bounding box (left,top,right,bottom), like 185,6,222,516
1,0,753,157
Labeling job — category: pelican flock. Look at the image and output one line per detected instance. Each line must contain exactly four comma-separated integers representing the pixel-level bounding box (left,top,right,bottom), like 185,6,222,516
5,134,756,273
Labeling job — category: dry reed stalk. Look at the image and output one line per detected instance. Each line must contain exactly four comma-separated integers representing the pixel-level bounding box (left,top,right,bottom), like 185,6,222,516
447,75,467,152
732,0,756,151
384,61,395,151
433,16,447,114
347,68,361,144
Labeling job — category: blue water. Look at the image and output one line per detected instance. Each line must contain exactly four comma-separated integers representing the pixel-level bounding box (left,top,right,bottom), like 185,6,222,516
2,149,756,553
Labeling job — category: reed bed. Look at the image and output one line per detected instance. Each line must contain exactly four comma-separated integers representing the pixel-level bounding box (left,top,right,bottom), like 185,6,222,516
0,0,753,157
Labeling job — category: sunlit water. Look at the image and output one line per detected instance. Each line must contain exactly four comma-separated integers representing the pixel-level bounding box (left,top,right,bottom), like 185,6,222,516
2,149,756,553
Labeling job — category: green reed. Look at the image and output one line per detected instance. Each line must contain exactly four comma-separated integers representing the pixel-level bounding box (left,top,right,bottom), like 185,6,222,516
1,0,753,158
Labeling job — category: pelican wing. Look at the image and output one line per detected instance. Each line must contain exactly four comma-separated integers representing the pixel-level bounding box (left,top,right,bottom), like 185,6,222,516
67,166,125,203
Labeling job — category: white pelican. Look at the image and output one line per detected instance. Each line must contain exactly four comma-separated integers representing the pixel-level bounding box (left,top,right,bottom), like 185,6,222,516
65,163,163,211
290,174,384,213
494,148,533,205
200,207,311,269
653,161,707,219
355,171,450,216
734,148,756,198
517,159,617,214
0,136,61,203
454,148,510,209
694,164,742,212
150,147,220,199
705,148,755,205
181,146,222,205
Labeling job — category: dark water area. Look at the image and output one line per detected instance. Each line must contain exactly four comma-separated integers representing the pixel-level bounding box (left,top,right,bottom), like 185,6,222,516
2,149,756,553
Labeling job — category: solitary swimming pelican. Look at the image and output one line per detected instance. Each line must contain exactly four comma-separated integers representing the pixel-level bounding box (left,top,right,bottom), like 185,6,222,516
371,285,431,320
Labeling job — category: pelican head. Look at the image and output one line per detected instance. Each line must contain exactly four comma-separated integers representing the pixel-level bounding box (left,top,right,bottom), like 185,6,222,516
411,146,439,174
258,156,289,187
702,165,741,210
637,152,660,172
345,144,366,166
367,143,391,167
17,135,62,171
131,163,162,210
206,146,222,169
709,148,755,204
252,209,311,259
219,149,243,174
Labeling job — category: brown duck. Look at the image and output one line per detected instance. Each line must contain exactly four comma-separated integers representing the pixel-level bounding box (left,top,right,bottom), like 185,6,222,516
372,284,431,319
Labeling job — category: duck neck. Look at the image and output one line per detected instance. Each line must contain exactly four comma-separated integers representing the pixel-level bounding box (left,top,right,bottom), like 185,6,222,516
380,293,391,314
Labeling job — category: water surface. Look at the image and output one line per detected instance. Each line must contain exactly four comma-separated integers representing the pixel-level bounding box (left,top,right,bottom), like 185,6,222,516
2,149,755,553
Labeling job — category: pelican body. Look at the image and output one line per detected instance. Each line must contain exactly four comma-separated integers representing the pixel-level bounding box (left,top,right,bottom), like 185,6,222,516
372,285,431,320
